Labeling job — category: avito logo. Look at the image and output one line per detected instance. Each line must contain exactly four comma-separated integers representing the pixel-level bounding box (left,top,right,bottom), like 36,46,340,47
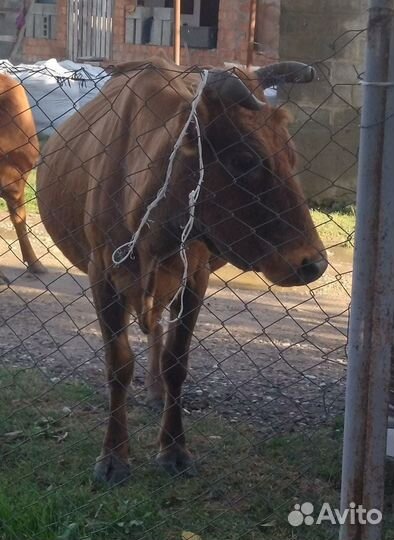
288,502,382,527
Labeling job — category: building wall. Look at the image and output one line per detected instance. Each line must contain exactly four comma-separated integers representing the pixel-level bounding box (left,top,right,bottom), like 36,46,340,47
112,0,279,66
17,0,366,206
20,0,280,67
0,0,20,58
279,0,367,205
22,0,67,61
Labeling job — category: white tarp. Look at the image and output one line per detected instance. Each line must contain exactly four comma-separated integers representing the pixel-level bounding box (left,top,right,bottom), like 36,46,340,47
0,58,110,136
0,58,278,137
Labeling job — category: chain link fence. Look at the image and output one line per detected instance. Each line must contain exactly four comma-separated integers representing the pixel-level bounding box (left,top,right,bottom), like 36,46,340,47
0,22,377,540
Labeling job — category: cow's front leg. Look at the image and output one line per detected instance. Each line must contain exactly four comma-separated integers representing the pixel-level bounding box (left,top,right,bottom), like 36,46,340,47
89,262,134,486
156,268,209,476
146,324,165,409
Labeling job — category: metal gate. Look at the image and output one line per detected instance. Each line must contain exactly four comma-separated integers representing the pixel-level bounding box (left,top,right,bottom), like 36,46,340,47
68,0,113,62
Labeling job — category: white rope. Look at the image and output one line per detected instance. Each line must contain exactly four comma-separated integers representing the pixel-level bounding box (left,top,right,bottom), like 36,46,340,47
167,109,205,322
112,70,208,266
112,69,209,320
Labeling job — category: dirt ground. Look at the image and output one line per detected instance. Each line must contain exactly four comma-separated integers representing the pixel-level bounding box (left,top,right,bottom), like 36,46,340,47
0,212,352,434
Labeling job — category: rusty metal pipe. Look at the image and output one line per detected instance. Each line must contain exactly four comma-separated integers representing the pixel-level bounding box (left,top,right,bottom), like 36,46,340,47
246,0,257,68
339,1,394,539
174,0,181,65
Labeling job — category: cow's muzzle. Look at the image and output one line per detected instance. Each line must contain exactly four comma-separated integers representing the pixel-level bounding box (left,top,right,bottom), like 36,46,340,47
296,256,328,284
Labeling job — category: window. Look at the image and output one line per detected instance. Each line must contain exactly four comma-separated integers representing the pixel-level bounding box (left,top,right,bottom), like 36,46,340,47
164,1,194,15
132,0,220,48
138,0,194,13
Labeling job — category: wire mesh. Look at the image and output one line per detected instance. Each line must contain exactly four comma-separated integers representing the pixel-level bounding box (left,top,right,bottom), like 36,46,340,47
0,29,368,540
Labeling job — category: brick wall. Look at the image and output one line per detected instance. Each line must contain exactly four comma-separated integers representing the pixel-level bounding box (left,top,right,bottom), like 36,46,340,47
20,0,280,67
113,0,278,66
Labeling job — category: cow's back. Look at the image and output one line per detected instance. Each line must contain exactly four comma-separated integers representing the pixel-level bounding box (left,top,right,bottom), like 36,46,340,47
37,68,152,272
37,60,198,273
36,95,105,272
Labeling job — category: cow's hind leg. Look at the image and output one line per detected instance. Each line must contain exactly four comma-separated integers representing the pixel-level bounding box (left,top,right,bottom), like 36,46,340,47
89,263,134,486
156,268,209,476
6,181,45,274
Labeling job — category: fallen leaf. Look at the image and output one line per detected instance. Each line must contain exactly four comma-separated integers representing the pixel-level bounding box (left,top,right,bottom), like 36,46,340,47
182,531,202,540
3,431,24,440
55,432,69,443
259,521,276,527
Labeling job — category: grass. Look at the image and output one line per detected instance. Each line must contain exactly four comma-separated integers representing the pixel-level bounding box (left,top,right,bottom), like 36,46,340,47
24,171,39,213
0,171,38,214
0,368,348,540
310,207,355,248
0,174,355,248
2,372,394,539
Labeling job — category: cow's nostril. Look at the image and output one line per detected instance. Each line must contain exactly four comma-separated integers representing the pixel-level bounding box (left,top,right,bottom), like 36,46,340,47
299,257,327,283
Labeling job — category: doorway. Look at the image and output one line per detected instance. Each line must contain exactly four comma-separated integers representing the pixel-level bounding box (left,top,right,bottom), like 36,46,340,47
68,0,113,61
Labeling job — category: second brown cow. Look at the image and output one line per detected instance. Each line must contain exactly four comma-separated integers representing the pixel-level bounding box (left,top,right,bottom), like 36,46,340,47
0,72,44,279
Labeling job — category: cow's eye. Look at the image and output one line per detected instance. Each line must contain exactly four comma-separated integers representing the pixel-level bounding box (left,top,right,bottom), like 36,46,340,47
231,151,259,172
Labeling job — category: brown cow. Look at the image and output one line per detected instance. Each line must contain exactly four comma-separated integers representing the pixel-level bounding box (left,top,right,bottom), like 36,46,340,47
37,57,327,485
0,72,45,278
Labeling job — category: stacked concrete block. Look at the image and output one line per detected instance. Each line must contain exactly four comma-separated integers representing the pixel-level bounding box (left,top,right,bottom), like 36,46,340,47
279,0,368,205
0,0,20,57
25,3,57,40
125,6,152,45
151,7,172,46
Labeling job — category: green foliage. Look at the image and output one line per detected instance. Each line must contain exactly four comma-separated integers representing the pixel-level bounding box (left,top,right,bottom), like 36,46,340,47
0,171,38,214
0,368,345,540
311,207,355,248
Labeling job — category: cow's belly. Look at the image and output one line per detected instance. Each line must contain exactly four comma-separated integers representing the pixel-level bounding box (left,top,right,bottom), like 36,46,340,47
37,147,90,274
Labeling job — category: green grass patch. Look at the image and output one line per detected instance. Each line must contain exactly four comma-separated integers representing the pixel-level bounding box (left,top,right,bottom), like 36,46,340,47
0,368,348,540
0,171,38,214
24,171,38,214
311,207,355,248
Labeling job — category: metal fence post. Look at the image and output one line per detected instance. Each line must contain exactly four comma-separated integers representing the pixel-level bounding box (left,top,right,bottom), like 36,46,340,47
340,1,394,539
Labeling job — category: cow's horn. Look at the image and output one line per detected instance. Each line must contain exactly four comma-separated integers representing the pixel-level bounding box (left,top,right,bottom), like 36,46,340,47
255,62,316,89
205,69,264,111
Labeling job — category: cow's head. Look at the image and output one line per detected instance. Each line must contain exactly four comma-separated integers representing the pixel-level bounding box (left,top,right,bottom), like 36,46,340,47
173,62,327,287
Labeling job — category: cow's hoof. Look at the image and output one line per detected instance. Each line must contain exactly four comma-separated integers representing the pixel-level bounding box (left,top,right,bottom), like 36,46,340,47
27,260,46,275
93,454,131,487
155,448,197,477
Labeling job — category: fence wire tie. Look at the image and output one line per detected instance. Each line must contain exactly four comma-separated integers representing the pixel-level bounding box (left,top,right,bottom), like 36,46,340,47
112,70,209,319
359,80,394,86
